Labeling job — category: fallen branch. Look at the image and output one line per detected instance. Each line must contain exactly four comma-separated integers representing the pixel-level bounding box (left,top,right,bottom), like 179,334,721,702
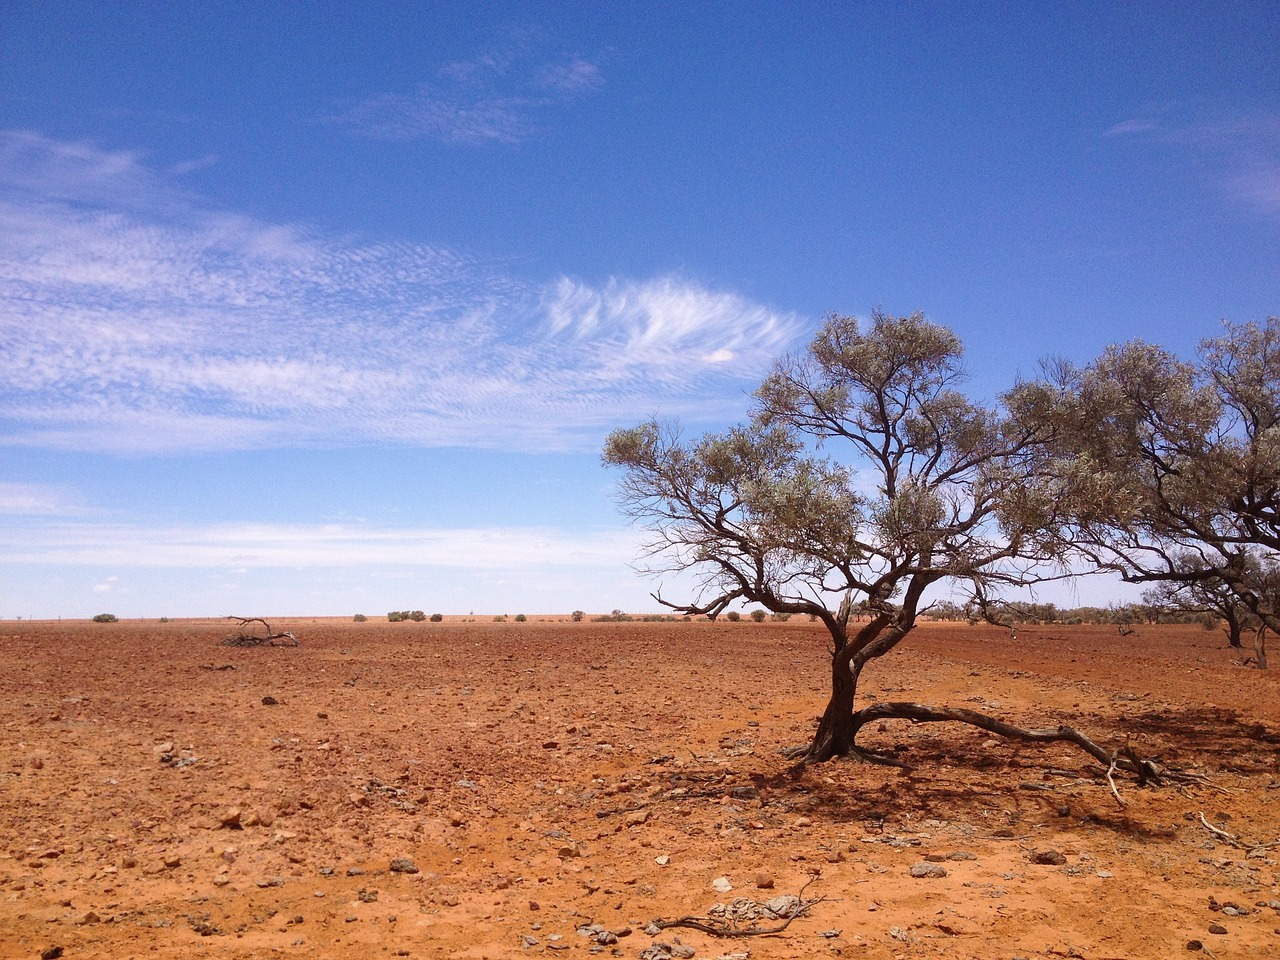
649,877,821,938
221,616,299,647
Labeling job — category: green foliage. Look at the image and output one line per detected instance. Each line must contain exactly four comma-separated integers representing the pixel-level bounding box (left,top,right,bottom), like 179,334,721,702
571,610,585,622
409,610,426,622
387,610,409,622
769,612,791,622
493,615,507,622
429,613,443,622
353,614,368,622
725,610,742,622
158,617,170,623
92,613,117,623
749,609,767,622
514,613,527,622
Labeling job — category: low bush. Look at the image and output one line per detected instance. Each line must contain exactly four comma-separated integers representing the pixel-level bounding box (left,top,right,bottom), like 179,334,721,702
429,613,443,622
92,613,117,623
571,610,585,622
353,614,368,622
749,609,767,622
514,613,527,622
725,611,742,622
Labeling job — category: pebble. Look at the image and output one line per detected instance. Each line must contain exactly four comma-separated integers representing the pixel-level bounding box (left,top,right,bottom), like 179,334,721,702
389,858,418,874
711,876,733,893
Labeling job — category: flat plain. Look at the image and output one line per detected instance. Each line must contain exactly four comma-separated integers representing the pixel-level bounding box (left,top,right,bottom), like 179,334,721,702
2,618,1279,959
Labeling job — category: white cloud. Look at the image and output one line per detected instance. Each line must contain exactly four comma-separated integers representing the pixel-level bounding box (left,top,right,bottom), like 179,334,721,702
1104,109,1280,220
0,130,805,455
325,46,605,144
3,520,643,571
0,482,87,516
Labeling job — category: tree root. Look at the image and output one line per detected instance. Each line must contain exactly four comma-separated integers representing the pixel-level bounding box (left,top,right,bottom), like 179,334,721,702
221,616,298,647
789,701,1210,801
648,877,822,938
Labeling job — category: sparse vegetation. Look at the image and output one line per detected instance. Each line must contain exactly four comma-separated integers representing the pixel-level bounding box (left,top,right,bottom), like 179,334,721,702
514,613,527,622
725,610,741,622
571,610,585,622
429,613,443,622
92,613,117,623
353,614,368,622
749,609,767,622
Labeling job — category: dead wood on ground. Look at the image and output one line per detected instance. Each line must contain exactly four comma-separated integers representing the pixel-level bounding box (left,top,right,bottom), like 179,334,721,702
221,616,298,647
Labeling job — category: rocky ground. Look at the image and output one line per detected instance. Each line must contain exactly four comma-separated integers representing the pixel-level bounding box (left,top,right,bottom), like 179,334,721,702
2,617,1279,960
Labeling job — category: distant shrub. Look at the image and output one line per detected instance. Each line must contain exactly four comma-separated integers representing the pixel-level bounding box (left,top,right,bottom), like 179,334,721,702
493,615,507,622
749,609,767,622
725,611,741,622
571,610,585,622
683,615,692,622
387,611,408,622
158,617,171,623
409,610,426,622
429,613,443,622
514,613,527,622
353,614,368,623
92,613,117,623
770,612,791,622
592,610,634,622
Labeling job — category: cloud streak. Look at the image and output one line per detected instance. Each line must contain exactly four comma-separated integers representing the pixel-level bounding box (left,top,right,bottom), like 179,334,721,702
0,131,804,455
3,519,641,571
1104,109,1280,219
325,45,605,144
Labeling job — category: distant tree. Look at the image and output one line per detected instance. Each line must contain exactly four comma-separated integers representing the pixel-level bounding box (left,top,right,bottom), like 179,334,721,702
1022,318,1280,668
749,609,767,622
353,614,368,622
92,613,117,623
571,610,585,622
725,610,742,622
605,311,1165,777
409,610,426,622
514,613,527,622
429,612,443,622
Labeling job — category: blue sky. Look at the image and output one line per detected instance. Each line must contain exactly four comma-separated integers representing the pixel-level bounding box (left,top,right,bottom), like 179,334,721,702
2,2,1277,618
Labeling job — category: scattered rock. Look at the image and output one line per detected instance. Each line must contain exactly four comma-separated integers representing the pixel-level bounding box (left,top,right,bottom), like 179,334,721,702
711,876,733,893
40,948,63,960
755,873,775,889
389,858,419,874
1208,923,1228,935
1030,850,1067,866
910,862,948,879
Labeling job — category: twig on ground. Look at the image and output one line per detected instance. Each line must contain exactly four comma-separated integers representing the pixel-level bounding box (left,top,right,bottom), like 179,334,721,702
649,876,822,938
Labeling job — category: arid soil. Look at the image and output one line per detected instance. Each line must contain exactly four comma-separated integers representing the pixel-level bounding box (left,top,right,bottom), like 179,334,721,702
2,618,1279,960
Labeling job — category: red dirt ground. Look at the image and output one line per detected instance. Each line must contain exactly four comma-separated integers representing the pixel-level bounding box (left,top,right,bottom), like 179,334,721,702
2,618,1279,959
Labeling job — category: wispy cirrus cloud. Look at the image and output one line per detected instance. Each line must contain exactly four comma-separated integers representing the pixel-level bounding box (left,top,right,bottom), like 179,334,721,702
0,130,804,455
325,44,605,144
2,519,640,570
1105,109,1280,218
0,482,88,516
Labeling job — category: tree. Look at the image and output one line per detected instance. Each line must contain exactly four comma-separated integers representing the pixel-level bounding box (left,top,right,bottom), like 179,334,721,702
1022,318,1280,668
605,311,1084,765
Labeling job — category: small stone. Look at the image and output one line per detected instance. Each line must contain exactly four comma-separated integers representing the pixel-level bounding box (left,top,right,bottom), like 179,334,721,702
1186,941,1203,951
755,873,775,889
625,810,649,826
1208,923,1228,935
711,876,733,893
40,948,64,960
219,807,242,829
909,862,948,879
1029,850,1067,866
262,696,278,706
389,858,419,874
